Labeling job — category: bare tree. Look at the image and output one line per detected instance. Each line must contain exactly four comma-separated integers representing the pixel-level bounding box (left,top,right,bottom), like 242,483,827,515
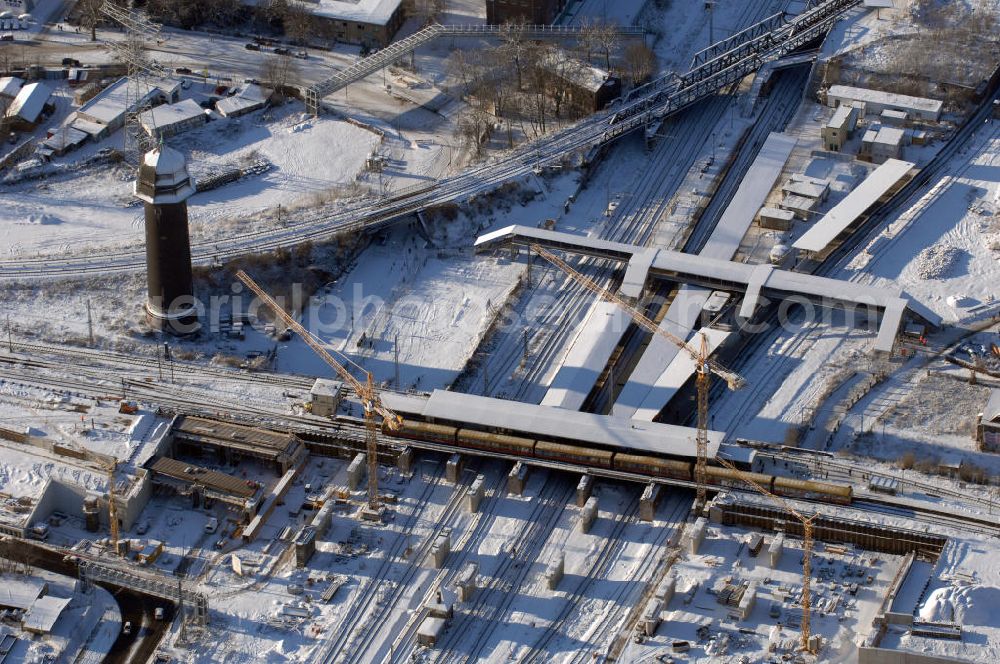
259,53,300,98
623,42,657,86
595,20,620,70
78,0,104,42
282,1,316,45
577,18,602,65
500,20,530,90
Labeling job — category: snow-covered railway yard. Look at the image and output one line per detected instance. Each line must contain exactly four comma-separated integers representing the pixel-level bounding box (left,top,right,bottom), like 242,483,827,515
1,0,1000,662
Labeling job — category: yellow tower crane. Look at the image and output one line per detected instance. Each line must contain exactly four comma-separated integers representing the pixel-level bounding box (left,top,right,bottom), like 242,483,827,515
236,270,402,514
715,455,817,653
106,461,120,555
531,244,745,510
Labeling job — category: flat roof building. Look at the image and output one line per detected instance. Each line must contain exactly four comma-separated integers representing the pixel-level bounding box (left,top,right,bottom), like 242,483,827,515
244,0,405,48
215,84,271,118
826,84,942,122
76,77,180,139
821,104,859,152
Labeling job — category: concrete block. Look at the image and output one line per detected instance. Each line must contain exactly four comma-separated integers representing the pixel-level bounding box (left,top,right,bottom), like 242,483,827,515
546,552,565,590
642,599,663,636
467,474,485,513
445,453,463,484
640,483,661,522
455,562,478,602
431,531,451,569
688,517,707,555
347,453,366,490
576,474,594,507
769,532,784,568
580,496,598,534
655,572,676,605
508,461,528,495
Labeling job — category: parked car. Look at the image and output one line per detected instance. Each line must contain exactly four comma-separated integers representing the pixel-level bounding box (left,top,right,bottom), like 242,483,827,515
244,43,260,51
154,607,165,620
175,66,192,74
273,47,291,56
294,50,308,59
62,57,80,67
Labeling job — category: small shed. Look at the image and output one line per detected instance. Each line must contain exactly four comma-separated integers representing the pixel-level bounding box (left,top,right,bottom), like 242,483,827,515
21,595,71,635
821,104,859,151
0,76,22,102
216,84,272,118
758,206,795,231
4,81,52,128
310,379,343,418
779,193,818,220
417,615,446,646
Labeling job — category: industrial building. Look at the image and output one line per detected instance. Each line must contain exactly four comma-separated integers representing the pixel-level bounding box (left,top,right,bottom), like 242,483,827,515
825,84,943,122
296,0,406,48
539,51,621,112
139,99,207,139
821,103,859,151
486,0,565,25
860,124,906,163
169,415,308,473
977,389,1000,453
74,77,181,140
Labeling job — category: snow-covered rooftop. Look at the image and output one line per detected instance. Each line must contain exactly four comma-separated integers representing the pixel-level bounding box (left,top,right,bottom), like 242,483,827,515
793,158,914,254
139,98,204,131
21,595,71,633
827,84,942,117
310,0,402,26
0,75,22,99
6,81,50,124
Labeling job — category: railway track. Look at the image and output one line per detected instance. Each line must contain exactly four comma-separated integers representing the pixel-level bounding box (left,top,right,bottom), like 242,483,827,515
432,475,576,662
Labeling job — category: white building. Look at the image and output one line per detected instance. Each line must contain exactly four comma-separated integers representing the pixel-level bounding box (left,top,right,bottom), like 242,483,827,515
215,84,271,118
826,84,942,122
4,81,51,128
75,77,181,140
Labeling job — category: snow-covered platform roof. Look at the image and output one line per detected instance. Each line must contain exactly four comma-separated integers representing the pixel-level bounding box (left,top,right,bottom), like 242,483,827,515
476,225,942,354
793,158,915,255
382,389,724,458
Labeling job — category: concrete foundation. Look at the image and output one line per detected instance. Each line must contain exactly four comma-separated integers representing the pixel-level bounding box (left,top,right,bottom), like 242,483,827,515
642,599,663,636
446,454,463,484
467,475,485,513
347,453,366,490
508,461,528,495
640,483,661,522
576,475,594,507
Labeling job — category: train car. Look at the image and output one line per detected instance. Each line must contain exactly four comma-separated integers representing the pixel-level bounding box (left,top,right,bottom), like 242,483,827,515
772,476,853,504
389,419,458,445
456,428,534,456
704,466,777,492
534,441,614,469
613,453,692,480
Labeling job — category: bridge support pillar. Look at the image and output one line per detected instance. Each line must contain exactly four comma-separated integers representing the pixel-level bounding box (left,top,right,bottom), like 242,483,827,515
640,483,661,522
347,453,366,490
445,454,463,484
508,461,528,495
466,474,485,513
576,474,593,507
579,496,598,534
397,447,413,475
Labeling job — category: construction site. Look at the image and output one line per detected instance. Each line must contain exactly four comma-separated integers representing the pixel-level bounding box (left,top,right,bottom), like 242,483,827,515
0,0,999,662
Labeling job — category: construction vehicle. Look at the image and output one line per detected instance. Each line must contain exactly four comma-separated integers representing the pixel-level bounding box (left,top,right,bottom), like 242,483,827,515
236,270,402,515
716,455,816,653
532,243,745,511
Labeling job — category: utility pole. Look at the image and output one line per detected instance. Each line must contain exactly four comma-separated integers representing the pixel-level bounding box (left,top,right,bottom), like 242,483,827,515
706,0,716,48
6,315,11,353
157,344,163,381
86,299,94,346
394,333,400,389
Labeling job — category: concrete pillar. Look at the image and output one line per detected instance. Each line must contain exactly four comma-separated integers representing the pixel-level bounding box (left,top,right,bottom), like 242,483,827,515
769,532,785,568
688,517,707,555
708,500,724,524
508,461,528,495
546,552,564,590
397,447,413,475
579,496,598,534
467,474,485,513
655,572,676,605
576,474,593,507
446,453,463,484
640,483,661,522
642,599,663,636
431,530,451,569
347,453,366,490
456,562,478,602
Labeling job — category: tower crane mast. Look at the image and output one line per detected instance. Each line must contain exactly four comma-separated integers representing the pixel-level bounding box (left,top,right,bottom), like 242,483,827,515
236,270,401,513
531,243,745,510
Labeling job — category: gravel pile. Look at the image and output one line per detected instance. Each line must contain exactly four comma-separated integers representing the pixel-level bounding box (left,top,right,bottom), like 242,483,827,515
913,244,964,279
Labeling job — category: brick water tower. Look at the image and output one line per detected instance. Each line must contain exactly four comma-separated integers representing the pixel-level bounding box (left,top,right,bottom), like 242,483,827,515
134,146,200,335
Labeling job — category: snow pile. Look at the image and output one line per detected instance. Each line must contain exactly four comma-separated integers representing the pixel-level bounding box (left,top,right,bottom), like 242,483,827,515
918,585,1000,625
21,213,62,226
913,245,965,279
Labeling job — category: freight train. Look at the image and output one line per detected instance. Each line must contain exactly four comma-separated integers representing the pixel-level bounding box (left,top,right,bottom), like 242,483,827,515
384,418,853,504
